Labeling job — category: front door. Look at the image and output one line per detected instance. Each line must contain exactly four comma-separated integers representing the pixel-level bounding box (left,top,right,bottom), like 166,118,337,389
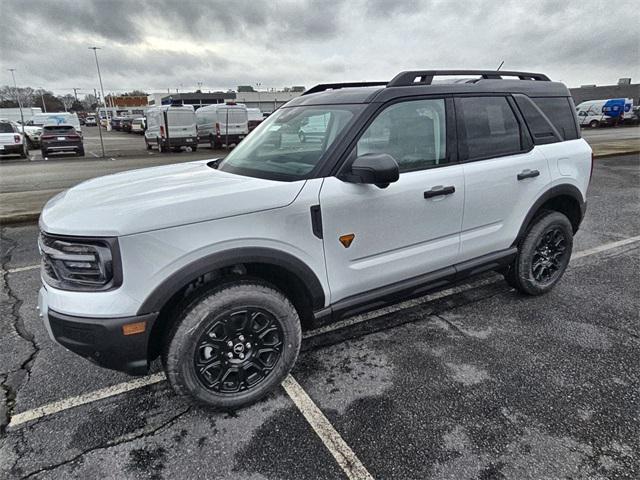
319,98,464,304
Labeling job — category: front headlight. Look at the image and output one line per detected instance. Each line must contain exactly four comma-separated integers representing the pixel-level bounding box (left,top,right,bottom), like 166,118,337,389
39,232,122,291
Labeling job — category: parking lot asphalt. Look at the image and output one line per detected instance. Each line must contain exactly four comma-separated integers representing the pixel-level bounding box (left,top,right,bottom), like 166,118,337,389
0,154,639,479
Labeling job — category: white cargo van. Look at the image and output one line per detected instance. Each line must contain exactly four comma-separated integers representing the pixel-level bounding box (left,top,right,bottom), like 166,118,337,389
29,112,82,134
575,100,610,128
144,105,198,152
195,103,249,148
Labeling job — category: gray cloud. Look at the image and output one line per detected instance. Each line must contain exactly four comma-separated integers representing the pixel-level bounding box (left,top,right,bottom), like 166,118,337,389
1,0,638,94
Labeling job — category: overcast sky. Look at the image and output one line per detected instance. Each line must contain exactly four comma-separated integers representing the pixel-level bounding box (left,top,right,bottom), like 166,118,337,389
1,0,638,96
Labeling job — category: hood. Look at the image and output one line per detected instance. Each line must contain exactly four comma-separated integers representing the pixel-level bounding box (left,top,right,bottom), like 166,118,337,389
40,159,305,236
23,125,42,134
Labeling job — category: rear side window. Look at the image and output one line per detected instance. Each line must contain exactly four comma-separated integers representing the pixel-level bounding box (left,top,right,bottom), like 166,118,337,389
456,96,522,161
531,97,579,140
356,98,447,173
513,95,561,145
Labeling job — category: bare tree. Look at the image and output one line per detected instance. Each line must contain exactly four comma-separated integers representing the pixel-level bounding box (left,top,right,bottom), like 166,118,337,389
60,94,75,112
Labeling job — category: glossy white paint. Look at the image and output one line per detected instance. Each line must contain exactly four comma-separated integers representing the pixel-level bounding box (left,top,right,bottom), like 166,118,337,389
40,159,305,236
41,178,329,318
319,166,464,303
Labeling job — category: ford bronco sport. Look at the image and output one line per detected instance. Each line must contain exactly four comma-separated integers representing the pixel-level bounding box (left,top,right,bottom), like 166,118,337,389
38,70,591,408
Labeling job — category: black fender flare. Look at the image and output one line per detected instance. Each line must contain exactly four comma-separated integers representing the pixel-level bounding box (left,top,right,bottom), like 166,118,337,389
513,184,586,246
136,247,326,315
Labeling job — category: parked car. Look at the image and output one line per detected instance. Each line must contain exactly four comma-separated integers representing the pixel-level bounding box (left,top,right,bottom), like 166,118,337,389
145,105,198,152
131,117,146,134
121,117,134,133
0,120,28,158
196,103,249,148
38,69,591,409
298,114,330,143
84,116,97,127
111,117,124,131
40,124,84,157
247,108,264,131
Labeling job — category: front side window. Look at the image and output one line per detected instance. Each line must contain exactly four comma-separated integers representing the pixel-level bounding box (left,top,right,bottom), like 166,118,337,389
457,96,522,161
356,99,447,172
218,105,362,181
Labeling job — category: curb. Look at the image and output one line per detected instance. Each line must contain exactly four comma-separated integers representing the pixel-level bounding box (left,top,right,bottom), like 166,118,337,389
1,151,639,227
0,212,40,227
593,150,640,159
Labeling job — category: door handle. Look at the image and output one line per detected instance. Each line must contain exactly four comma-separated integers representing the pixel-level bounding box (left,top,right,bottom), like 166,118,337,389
424,185,455,199
517,169,540,180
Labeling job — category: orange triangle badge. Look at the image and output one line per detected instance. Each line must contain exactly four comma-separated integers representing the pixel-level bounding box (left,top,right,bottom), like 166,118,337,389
339,234,355,248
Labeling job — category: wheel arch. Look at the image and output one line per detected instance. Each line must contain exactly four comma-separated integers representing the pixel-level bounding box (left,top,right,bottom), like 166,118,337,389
139,247,326,361
513,184,586,246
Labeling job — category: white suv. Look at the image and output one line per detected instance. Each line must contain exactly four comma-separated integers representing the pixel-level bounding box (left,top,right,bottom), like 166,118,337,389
38,70,592,408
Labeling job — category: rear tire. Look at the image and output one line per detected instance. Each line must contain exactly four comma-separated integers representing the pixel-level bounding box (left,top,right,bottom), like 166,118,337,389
504,211,573,295
145,138,152,150
20,145,27,158
41,148,47,158
158,139,167,153
191,145,198,152
589,120,599,128
163,281,301,409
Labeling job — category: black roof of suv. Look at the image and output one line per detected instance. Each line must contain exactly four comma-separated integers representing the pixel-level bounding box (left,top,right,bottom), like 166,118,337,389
289,70,571,106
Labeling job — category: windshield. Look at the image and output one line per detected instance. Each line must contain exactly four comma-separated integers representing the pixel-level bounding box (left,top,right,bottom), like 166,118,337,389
218,104,364,181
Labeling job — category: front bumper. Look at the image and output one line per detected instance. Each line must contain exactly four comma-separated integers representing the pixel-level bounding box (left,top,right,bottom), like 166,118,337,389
160,136,198,147
39,287,157,375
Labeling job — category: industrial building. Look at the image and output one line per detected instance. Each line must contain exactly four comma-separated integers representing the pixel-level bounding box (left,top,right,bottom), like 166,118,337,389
570,79,639,105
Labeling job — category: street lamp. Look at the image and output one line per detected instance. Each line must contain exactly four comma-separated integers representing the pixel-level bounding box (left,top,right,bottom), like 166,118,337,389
8,68,25,134
89,46,110,131
255,82,262,112
39,87,47,112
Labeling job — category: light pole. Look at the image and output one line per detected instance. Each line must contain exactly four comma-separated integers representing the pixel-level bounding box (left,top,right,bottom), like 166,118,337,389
8,69,25,134
39,88,46,112
94,88,105,158
89,47,111,131
255,83,262,112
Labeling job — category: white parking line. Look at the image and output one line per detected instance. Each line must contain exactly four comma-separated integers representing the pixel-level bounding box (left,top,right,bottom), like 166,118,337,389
6,264,40,274
282,375,374,480
9,373,166,427
6,234,640,430
571,235,640,259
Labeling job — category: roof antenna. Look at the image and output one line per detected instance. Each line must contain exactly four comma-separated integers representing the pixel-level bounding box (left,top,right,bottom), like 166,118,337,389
497,61,504,71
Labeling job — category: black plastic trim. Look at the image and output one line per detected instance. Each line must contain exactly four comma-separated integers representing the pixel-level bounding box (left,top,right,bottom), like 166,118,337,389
319,247,516,321
137,247,326,315
514,184,586,244
310,205,323,239
303,82,388,96
48,309,158,375
388,70,550,87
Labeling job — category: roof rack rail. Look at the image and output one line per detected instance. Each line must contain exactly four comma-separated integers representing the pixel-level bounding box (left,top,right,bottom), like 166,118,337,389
387,70,550,87
302,81,388,96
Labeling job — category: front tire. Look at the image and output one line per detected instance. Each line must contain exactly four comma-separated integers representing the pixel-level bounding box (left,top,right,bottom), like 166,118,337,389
504,211,573,295
589,120,599,128
163,281,301,409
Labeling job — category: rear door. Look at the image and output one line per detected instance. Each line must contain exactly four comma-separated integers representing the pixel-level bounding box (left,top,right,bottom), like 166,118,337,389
167,108,196,138
319,97,464,304
456,95,551,261
219,107,249,136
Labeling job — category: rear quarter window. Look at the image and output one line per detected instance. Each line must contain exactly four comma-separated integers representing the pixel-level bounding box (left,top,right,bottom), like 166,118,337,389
531,97,579,140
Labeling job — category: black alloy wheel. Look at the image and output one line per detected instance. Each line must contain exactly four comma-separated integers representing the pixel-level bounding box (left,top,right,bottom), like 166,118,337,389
531,227,567,284
193,307,284,394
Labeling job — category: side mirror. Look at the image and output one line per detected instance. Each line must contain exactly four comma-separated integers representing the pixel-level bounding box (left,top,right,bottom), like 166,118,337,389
346,153,400,188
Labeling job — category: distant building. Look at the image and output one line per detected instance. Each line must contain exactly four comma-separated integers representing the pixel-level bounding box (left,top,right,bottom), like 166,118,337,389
234,91,303,113
105,95,147,107
570,80,640,105
154,92,237,108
